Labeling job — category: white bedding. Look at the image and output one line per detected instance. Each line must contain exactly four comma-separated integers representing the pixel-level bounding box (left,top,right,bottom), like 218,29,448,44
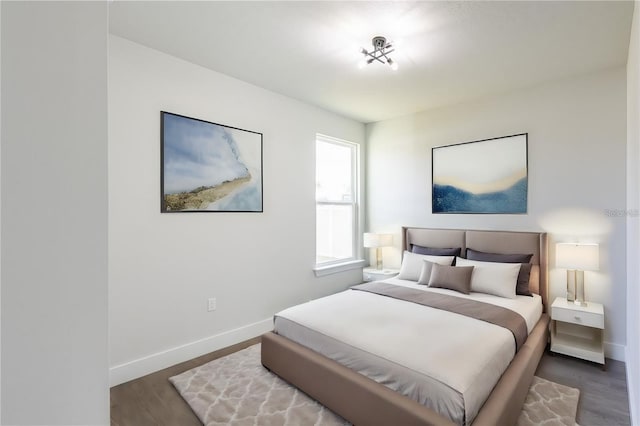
274,278,542,425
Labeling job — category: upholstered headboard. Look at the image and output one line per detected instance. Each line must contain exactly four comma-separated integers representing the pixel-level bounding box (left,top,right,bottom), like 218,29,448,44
402,227,549,312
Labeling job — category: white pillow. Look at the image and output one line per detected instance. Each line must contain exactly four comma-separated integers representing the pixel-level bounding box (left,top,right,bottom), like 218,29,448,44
455,257,520,299
398,251,454,282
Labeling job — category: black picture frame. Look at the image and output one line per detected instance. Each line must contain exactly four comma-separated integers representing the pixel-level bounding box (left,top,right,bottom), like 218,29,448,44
160,111,263,213
432,133,528,214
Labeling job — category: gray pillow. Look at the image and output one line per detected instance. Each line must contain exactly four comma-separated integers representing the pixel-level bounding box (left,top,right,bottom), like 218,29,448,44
465,248,533,264
398,251,455,281
412,245,462,257
465,248,533,296
515,264,533,296
428,264,474,294
417,260,435,285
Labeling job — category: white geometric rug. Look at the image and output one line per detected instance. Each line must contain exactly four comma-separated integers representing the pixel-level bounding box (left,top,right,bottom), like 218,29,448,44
170,344,579,426
518,376,580,426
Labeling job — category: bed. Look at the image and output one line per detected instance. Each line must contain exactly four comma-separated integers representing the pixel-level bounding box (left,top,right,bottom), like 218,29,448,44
261,228,549,426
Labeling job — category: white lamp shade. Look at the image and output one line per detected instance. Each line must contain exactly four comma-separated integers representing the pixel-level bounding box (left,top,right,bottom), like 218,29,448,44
363,233,393,248
556,243,599,271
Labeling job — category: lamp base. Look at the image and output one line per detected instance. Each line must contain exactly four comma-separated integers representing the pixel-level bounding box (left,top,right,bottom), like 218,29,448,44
566,270,576,302
566,270,589,306
574,270,587,306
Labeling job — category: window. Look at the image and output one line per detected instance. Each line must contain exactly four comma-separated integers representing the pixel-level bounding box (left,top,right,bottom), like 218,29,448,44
315,135,360,267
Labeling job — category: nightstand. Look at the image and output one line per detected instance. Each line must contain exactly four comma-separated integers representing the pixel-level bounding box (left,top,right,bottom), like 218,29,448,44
550,297,605,368
363,268,399,282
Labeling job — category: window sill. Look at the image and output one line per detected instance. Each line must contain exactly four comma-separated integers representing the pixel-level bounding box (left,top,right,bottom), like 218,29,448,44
313,259,366,277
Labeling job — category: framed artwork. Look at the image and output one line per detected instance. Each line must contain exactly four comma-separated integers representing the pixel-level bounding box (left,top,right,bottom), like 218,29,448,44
161,111,263,212
432,133,528,214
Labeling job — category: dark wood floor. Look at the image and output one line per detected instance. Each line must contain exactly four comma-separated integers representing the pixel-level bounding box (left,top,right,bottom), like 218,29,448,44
535,352,631,426
110,337,261,426
111,339,631,426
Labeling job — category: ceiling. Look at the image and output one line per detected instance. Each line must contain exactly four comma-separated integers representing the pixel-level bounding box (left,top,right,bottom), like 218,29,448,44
109,1,634,123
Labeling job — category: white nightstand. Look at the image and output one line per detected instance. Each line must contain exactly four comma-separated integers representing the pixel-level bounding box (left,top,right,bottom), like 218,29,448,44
550,297,605,368
363,268,399,282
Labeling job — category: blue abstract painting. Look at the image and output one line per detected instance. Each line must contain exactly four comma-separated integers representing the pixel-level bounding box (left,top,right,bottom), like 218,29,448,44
432,134,527,214
161,112,262,212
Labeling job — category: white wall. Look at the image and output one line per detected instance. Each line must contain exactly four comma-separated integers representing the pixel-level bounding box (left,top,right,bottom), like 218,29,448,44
0,2,3,420
109,36,365,385
1,2,109,425
626,2,639,423
367,68,627,360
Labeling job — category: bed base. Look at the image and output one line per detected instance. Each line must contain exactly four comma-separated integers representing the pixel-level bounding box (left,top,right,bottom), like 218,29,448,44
261,313,549,426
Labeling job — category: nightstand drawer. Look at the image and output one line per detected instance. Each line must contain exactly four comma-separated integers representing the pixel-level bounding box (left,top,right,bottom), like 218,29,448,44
552,306,604,329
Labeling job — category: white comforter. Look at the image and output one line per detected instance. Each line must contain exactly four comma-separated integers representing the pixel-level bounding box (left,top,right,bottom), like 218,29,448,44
274,278,542,425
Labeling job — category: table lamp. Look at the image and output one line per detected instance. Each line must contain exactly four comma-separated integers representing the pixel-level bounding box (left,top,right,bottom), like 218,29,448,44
363,233,393,270
556,243,599,306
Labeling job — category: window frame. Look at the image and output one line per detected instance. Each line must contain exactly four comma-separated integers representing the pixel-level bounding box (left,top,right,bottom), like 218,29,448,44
314,134,364,276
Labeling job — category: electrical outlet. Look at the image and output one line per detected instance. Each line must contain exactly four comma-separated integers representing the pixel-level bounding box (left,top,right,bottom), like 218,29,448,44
207,297,216,312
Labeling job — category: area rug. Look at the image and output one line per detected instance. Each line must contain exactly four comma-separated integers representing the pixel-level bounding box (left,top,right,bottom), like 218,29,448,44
170,344,579,426
517,376,580,426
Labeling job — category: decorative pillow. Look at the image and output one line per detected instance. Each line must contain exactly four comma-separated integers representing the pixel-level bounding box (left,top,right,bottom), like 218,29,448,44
412,245,462,257
417,260,435,285
398,251,455,282
466,248,534,296
427,264,474,294
515,264,533,296
465,248,533,264
455,257,520,299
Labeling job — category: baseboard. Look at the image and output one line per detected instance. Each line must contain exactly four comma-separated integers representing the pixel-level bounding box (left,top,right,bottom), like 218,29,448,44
629,381,638,426
109,317,273,387
604,341,626,362
109,323,626,387
626,347,639,426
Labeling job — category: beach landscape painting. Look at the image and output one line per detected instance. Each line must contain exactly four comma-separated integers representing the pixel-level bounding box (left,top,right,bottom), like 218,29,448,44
161,112,263,212
432,133,527,214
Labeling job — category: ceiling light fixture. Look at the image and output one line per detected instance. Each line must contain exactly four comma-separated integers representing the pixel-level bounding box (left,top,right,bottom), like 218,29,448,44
358,36,398,71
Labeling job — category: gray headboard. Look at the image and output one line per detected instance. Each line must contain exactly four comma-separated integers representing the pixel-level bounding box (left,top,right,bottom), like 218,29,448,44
402,227,549,312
